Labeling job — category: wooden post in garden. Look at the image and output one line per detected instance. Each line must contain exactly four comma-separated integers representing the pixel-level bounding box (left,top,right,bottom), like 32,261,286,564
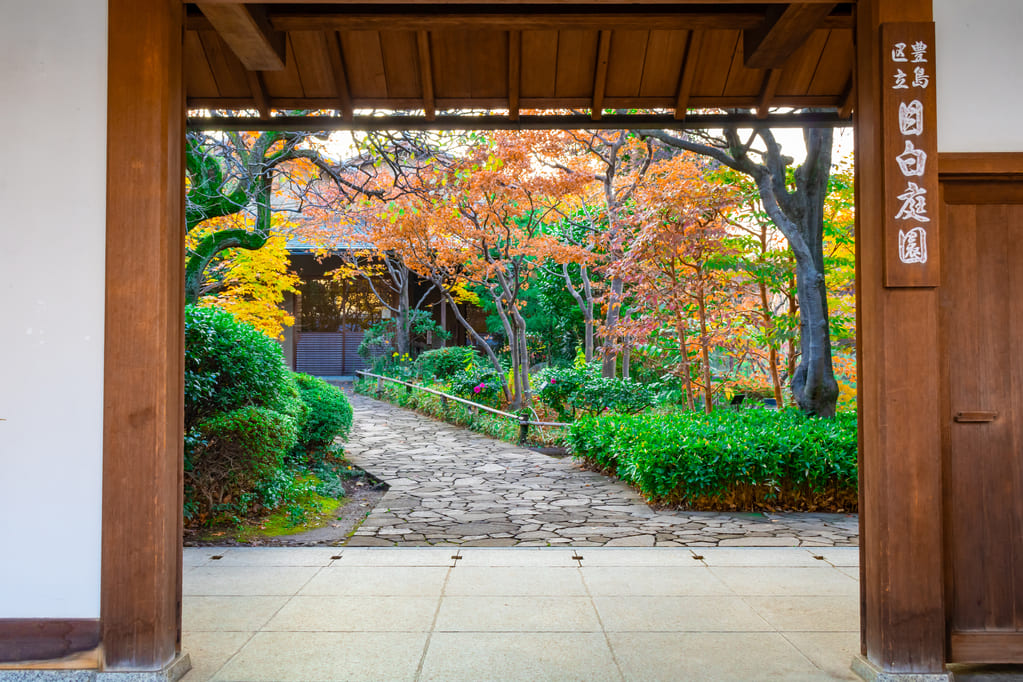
518,420,530,446
855,0,947,676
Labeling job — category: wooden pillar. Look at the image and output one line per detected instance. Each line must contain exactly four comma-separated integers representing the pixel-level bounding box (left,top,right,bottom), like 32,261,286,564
101,0,185,672
855,0,947,674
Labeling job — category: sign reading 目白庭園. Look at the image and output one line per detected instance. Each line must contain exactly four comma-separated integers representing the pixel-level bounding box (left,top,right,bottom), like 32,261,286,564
882,22,939,287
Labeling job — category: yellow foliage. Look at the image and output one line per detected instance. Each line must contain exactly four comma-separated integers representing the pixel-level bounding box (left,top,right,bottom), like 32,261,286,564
195,216,301,339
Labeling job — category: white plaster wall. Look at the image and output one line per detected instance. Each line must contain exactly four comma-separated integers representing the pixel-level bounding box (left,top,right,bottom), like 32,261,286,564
935,0,1023,152
0,1,107,618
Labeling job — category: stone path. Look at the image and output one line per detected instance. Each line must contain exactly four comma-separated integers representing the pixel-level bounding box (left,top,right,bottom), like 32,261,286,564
342,391,858,547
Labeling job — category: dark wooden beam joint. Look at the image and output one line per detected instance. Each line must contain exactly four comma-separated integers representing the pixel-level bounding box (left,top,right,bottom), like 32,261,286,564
196,3,286,71
743,3,837,69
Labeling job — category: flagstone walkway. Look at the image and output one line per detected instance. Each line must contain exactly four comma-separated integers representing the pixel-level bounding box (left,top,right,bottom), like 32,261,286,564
342,391,858,548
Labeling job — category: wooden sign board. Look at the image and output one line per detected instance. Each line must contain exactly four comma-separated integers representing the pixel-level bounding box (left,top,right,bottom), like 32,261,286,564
882,22,939,288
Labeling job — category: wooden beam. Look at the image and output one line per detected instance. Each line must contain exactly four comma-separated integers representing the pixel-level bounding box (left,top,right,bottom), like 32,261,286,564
188,110,852,132
326,32,354,120
245,71,270,119
591,30,612,121
674,31,703,121
270,10,767,32
104,0,185,671
743,3,837,69
508,30,521,121
198,0,845,4
756,68,782,119
837,73,855,119
196,3,285,71
416,31,436,121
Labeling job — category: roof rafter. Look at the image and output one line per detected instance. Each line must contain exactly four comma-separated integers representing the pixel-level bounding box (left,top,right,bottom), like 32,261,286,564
416,31,436,121
591,31,612,121
195,3,286,70
743,3,838,69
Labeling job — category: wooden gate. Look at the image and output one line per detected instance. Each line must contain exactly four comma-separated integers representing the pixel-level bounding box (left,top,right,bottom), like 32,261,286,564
939,161,1023,663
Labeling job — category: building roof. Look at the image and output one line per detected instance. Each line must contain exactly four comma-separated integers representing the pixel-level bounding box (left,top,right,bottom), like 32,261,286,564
185,2,855,130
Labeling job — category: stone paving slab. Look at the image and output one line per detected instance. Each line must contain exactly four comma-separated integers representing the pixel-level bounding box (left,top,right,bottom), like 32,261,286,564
342,391,858,547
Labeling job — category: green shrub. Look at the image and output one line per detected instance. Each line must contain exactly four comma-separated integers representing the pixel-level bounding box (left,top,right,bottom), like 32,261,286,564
449,367,504,406
185,406,299,523
185,305,294,428
568,409,857,511
536,364,654,419
415,346,479,380
294,373,354,452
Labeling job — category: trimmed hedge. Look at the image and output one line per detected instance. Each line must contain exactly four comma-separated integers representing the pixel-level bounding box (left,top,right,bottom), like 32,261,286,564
568,409,857,512
293,373,354,451
185,406,299,521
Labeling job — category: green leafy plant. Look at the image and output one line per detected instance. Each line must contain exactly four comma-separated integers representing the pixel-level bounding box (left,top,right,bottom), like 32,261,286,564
293,373,354,456
415,346,480,380
185,406,299,523
535,364,654,419
568,408,857,512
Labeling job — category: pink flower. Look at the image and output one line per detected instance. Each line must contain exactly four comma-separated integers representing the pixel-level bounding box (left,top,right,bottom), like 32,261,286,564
550,378,556,384
473,385,482,394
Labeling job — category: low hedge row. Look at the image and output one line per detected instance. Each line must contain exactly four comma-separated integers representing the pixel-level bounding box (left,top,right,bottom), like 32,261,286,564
568,409,858,512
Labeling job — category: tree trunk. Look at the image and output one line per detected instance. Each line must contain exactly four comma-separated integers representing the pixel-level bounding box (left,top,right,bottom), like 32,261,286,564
759,281,785,406
394,274,411,356
696,286,714,414
601,276,624,377
674,315,696,412
442,290,513,404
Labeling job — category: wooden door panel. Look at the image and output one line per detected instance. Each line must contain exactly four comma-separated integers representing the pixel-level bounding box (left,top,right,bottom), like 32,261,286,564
941,201,1023,652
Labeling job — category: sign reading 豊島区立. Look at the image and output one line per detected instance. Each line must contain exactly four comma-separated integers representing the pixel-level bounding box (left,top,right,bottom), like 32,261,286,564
882,22,939,287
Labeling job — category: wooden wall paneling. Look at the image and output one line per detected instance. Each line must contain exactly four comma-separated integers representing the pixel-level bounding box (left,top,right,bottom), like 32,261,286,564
949,633,1023,664
604,30,648,98
469,31,508,99
379,31,422,99
691,30,739,97
339,31,387,99
260,37,304,99
639,30,688,97
0,620,100,664
429,31,472,99
520,30,559,98
103,0,185,671
289,31,335,98
1009,207,1023,634
554,30,599,98
183,32,219,99
855,0,946,673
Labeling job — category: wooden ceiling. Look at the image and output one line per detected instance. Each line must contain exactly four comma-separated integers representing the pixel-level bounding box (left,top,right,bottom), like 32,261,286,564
185,1,856,128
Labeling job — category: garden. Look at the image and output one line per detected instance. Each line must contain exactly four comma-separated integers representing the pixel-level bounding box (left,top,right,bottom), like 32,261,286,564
184,123,860,526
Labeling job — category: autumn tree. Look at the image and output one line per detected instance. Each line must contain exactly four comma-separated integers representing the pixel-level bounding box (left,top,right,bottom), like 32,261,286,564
556,130,654,375
185,128,381,305
645,119,841,417
613,153,741,412
367,131,589,408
